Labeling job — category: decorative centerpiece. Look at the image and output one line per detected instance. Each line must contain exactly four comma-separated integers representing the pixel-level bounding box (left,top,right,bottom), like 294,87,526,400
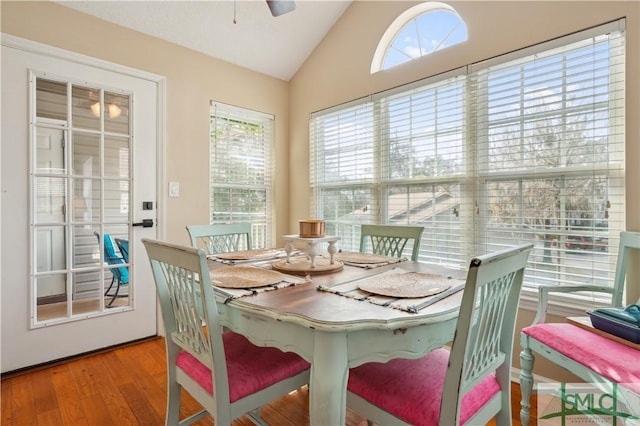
299,219,325,238
273,226,342,275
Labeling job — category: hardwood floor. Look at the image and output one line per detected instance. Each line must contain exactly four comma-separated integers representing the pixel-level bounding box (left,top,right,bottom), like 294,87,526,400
1,337,535,425
36,296,130,322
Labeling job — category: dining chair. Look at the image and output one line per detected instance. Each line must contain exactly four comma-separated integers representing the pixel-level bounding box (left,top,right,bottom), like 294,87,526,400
519,231,640,425
359,224,424,261
142,238,310,426
95,232,129,307
347,243,533,426
186,223,253,255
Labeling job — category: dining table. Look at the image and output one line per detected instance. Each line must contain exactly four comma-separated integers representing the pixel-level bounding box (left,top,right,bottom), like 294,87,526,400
208,249,467,426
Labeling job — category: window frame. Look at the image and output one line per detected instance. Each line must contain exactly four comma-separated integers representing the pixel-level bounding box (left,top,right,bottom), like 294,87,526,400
209,101,274,248
312,20,626,315
371,1,468,73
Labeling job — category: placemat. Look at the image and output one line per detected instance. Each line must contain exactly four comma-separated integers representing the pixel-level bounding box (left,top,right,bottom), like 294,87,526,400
329,252,407,269
317,268,465,313
209,248,287,264
211,266,286,288
210,266,310,302
358,272,451,298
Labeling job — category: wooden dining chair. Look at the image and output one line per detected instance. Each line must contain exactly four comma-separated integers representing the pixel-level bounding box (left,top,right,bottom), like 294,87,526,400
186,223,253,255
142,238,310,426
347,243,533,426
519,230,640,425
359,224,424,261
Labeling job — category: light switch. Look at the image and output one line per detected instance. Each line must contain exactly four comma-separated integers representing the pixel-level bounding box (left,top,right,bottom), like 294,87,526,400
169,181,180,197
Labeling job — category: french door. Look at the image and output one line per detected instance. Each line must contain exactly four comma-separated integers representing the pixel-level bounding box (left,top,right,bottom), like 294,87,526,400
1,35,164,373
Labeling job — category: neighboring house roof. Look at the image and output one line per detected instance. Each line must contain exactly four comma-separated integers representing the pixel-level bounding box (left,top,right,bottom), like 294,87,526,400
342,192,458,223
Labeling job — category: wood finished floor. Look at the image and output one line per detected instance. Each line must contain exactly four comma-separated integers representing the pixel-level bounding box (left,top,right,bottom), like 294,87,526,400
37,297,130,322
1,337,536,425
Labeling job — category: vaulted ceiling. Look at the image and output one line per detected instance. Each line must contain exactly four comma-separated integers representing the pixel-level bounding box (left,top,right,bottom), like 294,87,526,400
56,0,353,81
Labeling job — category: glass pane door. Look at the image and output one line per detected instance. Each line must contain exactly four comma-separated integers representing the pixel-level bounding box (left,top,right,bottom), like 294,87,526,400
33,76,133,324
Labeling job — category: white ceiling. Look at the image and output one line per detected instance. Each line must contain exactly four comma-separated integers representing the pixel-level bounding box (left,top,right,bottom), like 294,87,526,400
56,0,352,81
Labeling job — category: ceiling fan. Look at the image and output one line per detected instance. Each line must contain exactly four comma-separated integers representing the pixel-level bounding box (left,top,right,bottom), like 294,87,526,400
266,0,296,17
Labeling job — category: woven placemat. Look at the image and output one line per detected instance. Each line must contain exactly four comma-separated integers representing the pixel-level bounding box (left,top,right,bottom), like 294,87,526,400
335,252,397,264
358,272,452,298
211,266,286,288
213,248,283,261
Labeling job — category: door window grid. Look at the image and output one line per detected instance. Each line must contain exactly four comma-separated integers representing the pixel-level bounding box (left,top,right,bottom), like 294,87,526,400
31,74,133,326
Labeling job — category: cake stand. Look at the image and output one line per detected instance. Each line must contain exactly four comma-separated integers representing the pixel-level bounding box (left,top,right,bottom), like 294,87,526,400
272,234,343,275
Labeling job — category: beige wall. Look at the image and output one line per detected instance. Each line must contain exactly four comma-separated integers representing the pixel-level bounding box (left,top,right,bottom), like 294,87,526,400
3,0,639,381
1,0,291,245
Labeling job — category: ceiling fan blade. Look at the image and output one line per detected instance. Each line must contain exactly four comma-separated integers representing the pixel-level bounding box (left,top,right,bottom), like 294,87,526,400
266,0,296,17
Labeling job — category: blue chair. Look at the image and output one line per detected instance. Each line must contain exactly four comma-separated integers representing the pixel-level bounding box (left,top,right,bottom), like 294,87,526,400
95,232,129,307
115,238,129,263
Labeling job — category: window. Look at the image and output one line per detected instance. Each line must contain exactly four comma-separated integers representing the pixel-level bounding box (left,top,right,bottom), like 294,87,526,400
209,102,273,248
371,2,468,73
31,74,133,324
311,21,625,299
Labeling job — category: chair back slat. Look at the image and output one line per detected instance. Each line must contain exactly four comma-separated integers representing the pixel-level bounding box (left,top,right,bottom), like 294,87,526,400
441,243,532,424
143,239,230,399
186,223,253,255
359,224,424,261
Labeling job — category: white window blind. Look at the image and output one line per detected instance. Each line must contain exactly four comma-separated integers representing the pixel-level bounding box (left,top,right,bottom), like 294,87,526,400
310,21,625,292
209,101,273,248
470,27,625,289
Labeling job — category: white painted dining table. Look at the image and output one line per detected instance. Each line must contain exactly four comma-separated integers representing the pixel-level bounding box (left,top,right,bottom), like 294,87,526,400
209,258,466,426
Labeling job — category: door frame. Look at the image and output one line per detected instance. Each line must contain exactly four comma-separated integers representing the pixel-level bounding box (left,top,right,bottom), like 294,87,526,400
1,33,167,372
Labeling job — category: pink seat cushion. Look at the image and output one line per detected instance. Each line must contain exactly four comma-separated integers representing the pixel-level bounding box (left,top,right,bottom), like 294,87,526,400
347,348,501,425
176,332,310,403
523,323,640,394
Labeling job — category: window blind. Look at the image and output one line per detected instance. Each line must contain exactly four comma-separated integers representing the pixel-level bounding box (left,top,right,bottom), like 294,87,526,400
209,101,273,248
310,20,625,291
469,27,625,288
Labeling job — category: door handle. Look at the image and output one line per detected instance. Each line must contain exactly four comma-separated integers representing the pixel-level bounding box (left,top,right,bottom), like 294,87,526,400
132,219,154,228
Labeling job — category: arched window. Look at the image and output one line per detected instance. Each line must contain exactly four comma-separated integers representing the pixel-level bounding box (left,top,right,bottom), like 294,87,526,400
371,2,467,73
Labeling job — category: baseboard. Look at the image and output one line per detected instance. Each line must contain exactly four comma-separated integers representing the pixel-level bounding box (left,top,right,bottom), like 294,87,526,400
1,335,161,379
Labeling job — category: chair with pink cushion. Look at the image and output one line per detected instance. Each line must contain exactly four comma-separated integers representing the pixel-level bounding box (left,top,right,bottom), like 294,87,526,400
519,231,640,425
142,238,310,426
347,244,533,426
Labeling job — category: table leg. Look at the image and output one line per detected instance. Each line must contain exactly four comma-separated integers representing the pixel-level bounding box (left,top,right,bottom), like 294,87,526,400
309,331,348,426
